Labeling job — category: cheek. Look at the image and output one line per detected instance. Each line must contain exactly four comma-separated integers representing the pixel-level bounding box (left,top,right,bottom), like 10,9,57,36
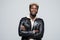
31,9,37,12
30,9,33,11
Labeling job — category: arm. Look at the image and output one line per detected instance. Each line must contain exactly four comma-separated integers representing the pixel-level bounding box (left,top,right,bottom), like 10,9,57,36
33,19,44,38
18,17,34,37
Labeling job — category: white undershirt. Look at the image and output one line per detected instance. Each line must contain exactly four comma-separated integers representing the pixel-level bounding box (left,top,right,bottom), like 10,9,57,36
27,15,36,30
30,19,34,30
29,20,34,40
27,15,37,40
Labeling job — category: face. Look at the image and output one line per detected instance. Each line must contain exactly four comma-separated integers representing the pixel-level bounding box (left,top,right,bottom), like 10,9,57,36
30,5,38,16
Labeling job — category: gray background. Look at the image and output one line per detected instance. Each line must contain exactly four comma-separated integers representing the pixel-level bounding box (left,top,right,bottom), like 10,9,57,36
0,0,60,40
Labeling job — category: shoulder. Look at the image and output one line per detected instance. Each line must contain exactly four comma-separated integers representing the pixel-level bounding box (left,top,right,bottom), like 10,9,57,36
21,17,27,20
36,18,44,21
19,17,26,21
20,17,30,21
36,18,44,24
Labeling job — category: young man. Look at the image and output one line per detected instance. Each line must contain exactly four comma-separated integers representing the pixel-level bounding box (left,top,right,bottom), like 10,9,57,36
18,3,44,40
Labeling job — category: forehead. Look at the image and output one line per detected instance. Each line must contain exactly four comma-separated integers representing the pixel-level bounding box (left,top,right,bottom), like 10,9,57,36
31,5,37,8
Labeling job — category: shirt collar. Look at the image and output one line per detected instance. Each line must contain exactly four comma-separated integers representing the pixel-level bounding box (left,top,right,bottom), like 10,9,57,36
27,15,37,21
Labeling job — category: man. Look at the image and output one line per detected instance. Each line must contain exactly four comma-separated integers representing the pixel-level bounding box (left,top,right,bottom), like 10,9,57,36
18,3,44,40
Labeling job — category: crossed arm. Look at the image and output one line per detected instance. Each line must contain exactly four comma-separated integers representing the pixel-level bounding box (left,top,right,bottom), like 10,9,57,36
18,18,44,38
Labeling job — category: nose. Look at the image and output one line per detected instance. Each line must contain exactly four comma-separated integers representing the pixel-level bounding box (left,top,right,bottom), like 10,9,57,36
32,8,37,12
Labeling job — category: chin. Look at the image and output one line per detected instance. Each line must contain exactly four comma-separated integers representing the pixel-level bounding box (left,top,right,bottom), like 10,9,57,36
31,13,36,17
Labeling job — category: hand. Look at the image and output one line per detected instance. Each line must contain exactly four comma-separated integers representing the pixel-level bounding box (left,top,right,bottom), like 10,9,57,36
33,30,35,33
33,30,39,33
20,25,26,31
35,30,39,33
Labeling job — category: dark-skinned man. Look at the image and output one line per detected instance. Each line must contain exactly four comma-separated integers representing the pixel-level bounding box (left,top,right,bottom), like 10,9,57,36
18,3,44,40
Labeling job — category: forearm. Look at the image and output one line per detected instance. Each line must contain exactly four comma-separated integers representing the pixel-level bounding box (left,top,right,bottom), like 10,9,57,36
33,26,44,38
19,30,35,37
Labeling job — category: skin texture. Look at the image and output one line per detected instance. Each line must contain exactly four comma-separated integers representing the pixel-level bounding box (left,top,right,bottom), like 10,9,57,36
29,5,38,20
20,25,26,31
30,5,38,15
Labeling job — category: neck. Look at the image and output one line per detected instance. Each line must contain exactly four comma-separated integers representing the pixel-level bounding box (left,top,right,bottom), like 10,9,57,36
30,14,36,21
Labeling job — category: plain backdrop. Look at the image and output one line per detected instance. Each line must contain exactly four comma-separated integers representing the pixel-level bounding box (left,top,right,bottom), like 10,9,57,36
0,0,60,40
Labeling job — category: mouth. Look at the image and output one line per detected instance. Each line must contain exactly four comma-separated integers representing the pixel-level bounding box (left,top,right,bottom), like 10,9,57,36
32,11,37,14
